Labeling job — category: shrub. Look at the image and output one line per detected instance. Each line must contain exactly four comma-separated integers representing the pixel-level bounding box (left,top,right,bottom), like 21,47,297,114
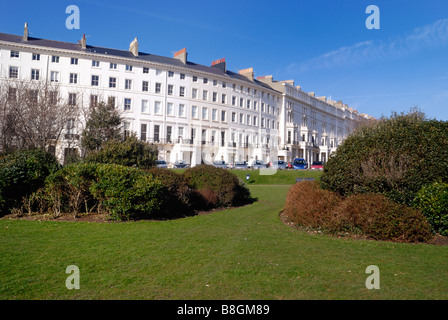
85,134,158,169
40,163,164,220
413,182,448,236
0,149,61,216
283,181,341,230
332,194,433,243
145,167,196,218
320,109,448,205
183,165,253,208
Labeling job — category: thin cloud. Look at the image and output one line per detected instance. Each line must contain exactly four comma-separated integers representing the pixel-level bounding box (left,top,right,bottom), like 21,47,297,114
288,18,448,74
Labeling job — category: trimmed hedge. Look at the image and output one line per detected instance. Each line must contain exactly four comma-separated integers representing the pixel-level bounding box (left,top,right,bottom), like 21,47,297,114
183,164,253,209
0,149,61,216
320,110,448,205
283,181,433,243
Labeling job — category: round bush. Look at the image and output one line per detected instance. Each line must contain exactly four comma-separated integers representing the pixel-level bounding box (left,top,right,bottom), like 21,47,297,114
0,149,61,216
183,164,253,208
413,182,448,236
283,181,341,230
333,193,433,243
320,110,448,205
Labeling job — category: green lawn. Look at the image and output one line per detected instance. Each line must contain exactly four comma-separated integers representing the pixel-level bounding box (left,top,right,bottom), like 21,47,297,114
0,172,447,299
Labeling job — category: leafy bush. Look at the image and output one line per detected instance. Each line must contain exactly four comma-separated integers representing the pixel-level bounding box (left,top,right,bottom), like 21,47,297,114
85,134,158,169
413,182,448,236
283,181,433,243
320,110,448,205
40,163,164,220
183,165,253,208
0,149,61,216
283,181,341,230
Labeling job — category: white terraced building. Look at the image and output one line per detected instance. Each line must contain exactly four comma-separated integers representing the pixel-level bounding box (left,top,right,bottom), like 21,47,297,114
0,24,372,166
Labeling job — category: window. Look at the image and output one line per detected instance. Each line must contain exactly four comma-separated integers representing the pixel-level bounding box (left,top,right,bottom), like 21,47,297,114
240,98,244,107
232,96,236,106
9,66,18,79
28,90,38,104
179,104,185,117
49,91,58,105
108,96,116,108
50,71,59,82
156,69,162,75
68,93,77,106
8,87,17,102
191,105,198,118
202,107,208,120
213,79,217,86
110,63,117,69
141,124,147,141
232,112,236,123
91,75,99,86
203,78,208,84
212,109,217,121
123,122,131,138
239,113,244,124
202,90,208,101
52,56,59,63
125,79,132,90
10,51,19,58
179,86,185,97
221,94,226,104
142,81,149,92
253,116,257,126
143,67,149,74
141,100,149,113
168,71,174,77
154,125,160,142
247,115,251,125
154,101,161,114
212,92,217,102
180,73,185,80
166,126,172,143
124,98,132,111
70,58,78,65
222,82,227,88
221,110,226,122
254,101,257,110
246,100,251,109
32,53,40,61
70,73,78,84
192,88,198,99
126,64,133,71
155,83,161,93
92,60,100,67
168,84,173,95
109,77,117,88
192,76,198,82
31,69,40,80
167,102,174,116
90,95,98,108
178,127,184,139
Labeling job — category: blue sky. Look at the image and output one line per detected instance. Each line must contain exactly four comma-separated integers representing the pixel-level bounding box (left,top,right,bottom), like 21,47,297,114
1,0,447,120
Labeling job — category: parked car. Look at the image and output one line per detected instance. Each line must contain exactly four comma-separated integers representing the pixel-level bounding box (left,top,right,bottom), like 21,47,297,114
292,158,308,169
310,161,324,170
173,160,189,169
287,162,293,169
234,161,248,169
213,160,228,169
251,160,266,169
155,160,167,168
272,160,287,170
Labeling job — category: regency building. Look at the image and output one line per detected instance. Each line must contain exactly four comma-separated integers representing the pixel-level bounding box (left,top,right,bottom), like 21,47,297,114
0,24,371,166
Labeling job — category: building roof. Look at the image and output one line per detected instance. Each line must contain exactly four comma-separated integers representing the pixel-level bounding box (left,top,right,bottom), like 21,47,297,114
0,32,278,93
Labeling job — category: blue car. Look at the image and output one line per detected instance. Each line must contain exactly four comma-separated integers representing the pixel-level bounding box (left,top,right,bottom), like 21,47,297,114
292,158,308,169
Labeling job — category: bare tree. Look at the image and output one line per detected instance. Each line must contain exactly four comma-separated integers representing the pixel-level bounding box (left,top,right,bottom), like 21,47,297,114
0,79,78,155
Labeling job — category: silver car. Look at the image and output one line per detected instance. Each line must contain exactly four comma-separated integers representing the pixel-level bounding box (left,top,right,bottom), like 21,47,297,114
251,160,266,169
213,160,228,169
155,160,167,168
234,161,248,169
272,160,286,170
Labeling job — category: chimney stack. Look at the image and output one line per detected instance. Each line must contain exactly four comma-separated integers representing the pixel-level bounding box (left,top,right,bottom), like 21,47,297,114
238,67,254,81
129,37,139,56
23,22,28,41
174,48,188,64
81,33,86,50
211,58,226,73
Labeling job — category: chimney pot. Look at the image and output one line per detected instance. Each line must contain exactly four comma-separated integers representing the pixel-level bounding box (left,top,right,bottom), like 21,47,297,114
23,22,29,41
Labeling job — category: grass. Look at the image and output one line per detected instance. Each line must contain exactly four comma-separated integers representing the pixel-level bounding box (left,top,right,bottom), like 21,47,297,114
0,171,447,299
